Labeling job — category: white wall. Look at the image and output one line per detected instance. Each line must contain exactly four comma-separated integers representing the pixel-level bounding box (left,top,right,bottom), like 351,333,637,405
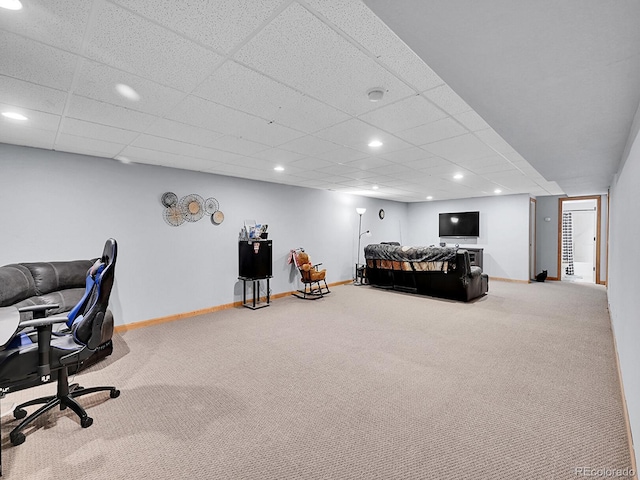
0,144,409,326
608,110,640,470
406,194,531,281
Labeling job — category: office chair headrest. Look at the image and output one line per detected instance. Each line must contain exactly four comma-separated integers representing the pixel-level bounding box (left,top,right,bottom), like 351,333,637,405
101,238,117,266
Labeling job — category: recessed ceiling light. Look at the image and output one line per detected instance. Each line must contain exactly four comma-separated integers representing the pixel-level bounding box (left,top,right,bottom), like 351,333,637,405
426,196,433,200
2,111,28,121
0,0,22,10
494,189,502,194
372,185,379,190
453,173,463,180
368,140,383,147
115,83,141,101
274,166,284,172
367,88,385,102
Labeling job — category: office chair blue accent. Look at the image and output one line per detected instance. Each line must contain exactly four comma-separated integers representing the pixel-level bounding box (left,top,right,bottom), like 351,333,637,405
0,238,120,447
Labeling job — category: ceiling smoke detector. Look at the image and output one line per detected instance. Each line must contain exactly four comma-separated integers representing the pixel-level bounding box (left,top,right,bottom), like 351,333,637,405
367,88,385,102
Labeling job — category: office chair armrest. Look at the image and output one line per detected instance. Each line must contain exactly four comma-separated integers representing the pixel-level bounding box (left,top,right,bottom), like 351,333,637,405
18,304,60,320
19,317,67,380
19,316,68,329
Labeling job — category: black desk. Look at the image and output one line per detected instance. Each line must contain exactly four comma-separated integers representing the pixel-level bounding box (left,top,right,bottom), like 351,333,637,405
239,276,271,309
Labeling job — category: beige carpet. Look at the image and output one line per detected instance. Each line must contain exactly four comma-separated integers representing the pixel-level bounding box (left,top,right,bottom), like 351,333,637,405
1,280,633,479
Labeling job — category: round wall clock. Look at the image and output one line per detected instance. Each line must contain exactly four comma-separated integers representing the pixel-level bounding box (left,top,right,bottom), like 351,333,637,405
379,209,385,220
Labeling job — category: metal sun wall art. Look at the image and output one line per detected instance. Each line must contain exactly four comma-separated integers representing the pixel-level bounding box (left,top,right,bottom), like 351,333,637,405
161,191,224,227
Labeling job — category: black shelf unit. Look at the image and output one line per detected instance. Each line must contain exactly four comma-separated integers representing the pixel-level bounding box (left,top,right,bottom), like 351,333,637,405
238,240,273,309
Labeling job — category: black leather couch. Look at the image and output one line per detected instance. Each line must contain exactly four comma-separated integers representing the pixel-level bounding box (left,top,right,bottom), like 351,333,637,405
0,259,114,365
364,244,489,301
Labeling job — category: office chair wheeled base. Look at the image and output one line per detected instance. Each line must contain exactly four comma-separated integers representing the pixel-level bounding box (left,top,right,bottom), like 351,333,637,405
9,367,120,446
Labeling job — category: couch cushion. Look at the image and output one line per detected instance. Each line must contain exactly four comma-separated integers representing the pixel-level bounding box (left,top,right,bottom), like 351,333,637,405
22,260,93,296
0,264,37,307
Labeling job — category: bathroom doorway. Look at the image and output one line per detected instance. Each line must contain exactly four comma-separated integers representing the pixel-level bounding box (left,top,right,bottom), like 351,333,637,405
558,196,600,284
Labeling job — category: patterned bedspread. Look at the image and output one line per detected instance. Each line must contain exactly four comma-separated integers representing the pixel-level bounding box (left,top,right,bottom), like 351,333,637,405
364,244,458,262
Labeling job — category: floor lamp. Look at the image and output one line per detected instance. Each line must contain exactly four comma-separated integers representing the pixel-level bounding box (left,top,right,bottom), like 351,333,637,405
355,207,369,285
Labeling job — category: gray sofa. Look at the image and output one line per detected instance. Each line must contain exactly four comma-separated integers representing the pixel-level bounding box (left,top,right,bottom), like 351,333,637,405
0,259,114,364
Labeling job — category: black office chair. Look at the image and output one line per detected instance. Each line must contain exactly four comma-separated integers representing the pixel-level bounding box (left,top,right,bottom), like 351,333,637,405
0,238,120,446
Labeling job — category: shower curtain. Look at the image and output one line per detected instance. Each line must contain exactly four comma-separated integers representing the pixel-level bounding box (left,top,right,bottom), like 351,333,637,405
562,212,574,275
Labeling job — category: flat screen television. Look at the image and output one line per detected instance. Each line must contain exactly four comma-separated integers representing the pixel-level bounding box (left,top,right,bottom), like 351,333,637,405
439,211,480,237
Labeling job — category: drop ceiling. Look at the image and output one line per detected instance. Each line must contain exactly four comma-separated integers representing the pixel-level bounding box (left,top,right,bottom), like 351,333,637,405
2,1,636,202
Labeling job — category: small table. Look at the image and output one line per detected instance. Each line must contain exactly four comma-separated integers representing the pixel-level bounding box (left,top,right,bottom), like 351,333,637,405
238,276,271,309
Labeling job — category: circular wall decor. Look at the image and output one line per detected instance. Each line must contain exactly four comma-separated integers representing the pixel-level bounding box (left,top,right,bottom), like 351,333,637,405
179,194,205,222
379,208,385,220
211,210,225,225
204,197,219,215
161,192,178,207
163,206,185,227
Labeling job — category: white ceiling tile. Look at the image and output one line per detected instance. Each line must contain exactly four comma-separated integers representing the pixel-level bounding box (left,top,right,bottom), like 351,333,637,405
59,118,140,145
379,146,434,163
342,156,393,170
397,117,467,145
166,96,245,134
194,61,350,133
207,135,269,156
304,0,444,91
0,30,78,91
359,95,447,133
251,148,306,164
289,157,336,170
0,102,60,131
278,135,341,156
315,118,412,153
422,133,497,163
0,0,92,53
122,147,227,172
234,2,415,116
66,95,156,132
474,129,516,155
145,119,224,147
228,157,279,171
315,146,368,163
55,133,126,158
85,2,223,92
73,59,185,116
236,120,304,147
130,134,233,162
454,110,491,132
423,85,472,116
0,124,56,150
399,156,451,170
469,162,518,175
113,0,283,54
368,163,413,176
0,75,67,115
314,164,360,176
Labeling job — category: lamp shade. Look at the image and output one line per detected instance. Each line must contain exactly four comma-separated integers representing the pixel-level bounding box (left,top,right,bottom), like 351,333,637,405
356,208,366,215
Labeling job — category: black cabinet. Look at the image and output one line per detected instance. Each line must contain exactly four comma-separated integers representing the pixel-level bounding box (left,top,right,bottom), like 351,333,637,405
238,240,273,279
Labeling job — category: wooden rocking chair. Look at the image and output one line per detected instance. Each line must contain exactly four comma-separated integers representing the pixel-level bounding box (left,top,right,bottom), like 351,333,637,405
292,249,330,299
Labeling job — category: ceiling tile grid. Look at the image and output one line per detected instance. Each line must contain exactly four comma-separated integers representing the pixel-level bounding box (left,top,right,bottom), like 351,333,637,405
0,0,567,202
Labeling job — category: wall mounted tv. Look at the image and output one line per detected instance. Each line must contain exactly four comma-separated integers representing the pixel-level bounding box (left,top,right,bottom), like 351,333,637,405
439,211,480,237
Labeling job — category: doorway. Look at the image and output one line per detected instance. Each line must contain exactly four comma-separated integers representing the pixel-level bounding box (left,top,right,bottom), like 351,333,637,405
558,196,600,284
529,198,536,281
